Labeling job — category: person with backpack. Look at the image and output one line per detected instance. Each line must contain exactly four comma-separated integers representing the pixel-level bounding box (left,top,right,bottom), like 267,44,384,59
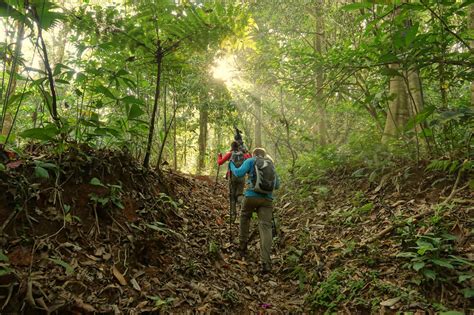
218,141,251,221
229,147,279,274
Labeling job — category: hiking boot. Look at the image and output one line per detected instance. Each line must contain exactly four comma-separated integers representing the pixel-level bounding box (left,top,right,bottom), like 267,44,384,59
261,263,271,275
238,249,247,260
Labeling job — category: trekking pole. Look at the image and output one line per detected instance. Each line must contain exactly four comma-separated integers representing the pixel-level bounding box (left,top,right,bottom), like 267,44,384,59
229,205,233,243
213,164,220,193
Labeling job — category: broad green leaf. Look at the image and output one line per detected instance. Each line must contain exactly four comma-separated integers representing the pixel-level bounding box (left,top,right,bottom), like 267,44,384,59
90,177,103,186
55,79,70,84
0,163,5,172
459,0,474,9
440,311,465,315
458,273,473,283
95,85,116,99
449,255,474,267
422,269,436,280
0,267,11,277
8,91,32,106
34,161,58,169
53,63,73,76
34,166,49,179
405,106,435,131
462,288,474,298
405,22,419,46
0,250,9,262
128,104,145,120
412,261,425,271
356,202,373,213
20,124,60,141
431,259,454,269
416,240,435,255
121,95,143,105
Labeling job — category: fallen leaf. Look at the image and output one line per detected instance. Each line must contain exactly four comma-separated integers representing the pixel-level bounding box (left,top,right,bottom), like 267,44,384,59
131,278,141,291
380,297,401,307
112,265,127,286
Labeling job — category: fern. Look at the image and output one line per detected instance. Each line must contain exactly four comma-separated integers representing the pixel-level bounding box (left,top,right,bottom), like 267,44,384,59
426,160,461,174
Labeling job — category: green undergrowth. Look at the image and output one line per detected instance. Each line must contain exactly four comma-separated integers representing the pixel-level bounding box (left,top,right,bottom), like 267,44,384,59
277,143,472,312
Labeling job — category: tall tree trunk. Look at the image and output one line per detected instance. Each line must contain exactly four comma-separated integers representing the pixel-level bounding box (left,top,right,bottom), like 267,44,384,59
1,20,24,135
157,91,177,171
382,64,410,141
470,4,474,106
155,83,167,169
183,120,187,166
197,103,208,174
254,97,262,147
407,69,424,122
173,111,177,171
314,0,328,146
143,48,163,168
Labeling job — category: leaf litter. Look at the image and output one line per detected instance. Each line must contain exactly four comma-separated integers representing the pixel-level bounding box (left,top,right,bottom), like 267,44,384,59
0,148,472,313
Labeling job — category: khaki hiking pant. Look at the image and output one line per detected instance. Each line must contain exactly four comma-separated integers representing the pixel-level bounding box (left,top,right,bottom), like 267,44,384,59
240,197,273,267
229,177,245,219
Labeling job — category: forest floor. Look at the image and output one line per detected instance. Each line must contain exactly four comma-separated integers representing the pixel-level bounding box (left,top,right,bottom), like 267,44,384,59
0,147,472,314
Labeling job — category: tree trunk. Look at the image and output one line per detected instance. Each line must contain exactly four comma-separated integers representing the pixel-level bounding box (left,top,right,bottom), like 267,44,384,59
157,91,177,171
143,48,163,168
470,4,474,106
173,112,177,171
382,64,410,141
1,20,24,134
254,97,262,147
155,83,167,169
314,0,328,146
183,120,187,166
197,103,208,174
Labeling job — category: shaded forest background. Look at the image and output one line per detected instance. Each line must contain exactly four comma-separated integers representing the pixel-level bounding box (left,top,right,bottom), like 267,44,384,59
0,0,471,174
0,0,473,313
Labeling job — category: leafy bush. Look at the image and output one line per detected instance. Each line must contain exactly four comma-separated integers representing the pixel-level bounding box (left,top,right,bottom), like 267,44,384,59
397,232,473,292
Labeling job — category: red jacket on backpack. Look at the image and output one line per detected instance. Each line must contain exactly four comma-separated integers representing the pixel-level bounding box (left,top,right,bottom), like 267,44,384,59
218,151,252,178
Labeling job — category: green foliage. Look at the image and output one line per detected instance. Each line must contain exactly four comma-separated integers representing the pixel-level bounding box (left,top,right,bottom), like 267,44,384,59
0,249,11,277
426,159,472,174
147,295,174,310
222,289,239,305
208,240,219,257
88,178,124,209
284,247,307,290
307,268,363,312
397,232,473,285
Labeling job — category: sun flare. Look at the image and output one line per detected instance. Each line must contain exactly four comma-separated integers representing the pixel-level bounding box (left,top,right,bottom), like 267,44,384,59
211,55,238,85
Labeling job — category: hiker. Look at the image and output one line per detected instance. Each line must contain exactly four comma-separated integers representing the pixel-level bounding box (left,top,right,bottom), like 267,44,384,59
230,147,279,274
217,141,251,221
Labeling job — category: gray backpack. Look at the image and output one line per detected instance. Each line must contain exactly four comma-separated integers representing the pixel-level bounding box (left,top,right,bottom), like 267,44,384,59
252,156,276,194
230,150,245,167
230,150,245,183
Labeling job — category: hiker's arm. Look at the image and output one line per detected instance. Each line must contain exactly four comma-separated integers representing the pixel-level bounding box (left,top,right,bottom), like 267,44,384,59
217,152,231,165
230,158,251,177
